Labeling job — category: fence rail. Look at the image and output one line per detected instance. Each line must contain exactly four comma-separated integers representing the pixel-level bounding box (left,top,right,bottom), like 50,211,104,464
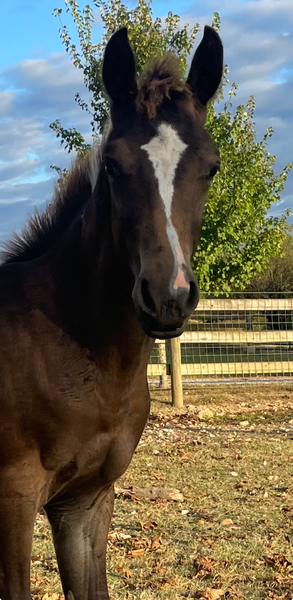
196,298,293,310
148,297,293,404
181,331,293,343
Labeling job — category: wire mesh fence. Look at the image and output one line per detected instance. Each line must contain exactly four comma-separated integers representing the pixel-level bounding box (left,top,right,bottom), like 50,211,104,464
148,293,293,386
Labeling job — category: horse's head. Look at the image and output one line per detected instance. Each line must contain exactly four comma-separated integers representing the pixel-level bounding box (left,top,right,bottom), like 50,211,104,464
101,27,223,339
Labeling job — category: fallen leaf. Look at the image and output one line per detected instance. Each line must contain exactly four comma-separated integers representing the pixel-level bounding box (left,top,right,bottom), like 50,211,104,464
193,589,224,600
151,532,162,549
124,569,132,578
235,481,246,490
221,518,233,527
263,554,292,569
194,555,214,579
140,520,158,530
198,408,214,421
128,548,146,557
206,589,225,600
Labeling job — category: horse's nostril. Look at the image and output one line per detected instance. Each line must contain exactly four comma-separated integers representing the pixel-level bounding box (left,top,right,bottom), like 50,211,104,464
141,279,156,315
187,279,198,309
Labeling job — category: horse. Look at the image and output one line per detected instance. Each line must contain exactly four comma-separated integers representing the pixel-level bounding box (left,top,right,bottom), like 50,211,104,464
0,26,223,600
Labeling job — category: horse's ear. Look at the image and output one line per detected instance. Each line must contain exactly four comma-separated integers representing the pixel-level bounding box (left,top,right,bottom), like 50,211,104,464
187,26,223,109
103,28,138,107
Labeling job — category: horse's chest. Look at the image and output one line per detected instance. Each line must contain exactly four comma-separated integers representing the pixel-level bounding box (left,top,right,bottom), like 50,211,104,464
46,396,149,501
81,428,139,482
30,343,151,501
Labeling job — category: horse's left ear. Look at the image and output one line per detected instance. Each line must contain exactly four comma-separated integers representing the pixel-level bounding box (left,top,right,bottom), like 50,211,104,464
187,26,223,110
103,28,138,107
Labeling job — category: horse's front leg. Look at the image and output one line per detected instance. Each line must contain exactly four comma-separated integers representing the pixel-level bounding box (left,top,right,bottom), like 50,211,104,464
46,485,114,600
0,476,39,600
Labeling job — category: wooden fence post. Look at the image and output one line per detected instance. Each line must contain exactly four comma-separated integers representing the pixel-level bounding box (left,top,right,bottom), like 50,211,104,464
158,341,167,388
170,337,183,408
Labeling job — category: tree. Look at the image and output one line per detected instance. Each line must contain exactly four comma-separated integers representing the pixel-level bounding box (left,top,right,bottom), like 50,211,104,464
51,0,292,294
51,0,199,151
194,97,291,294
244,233,293,297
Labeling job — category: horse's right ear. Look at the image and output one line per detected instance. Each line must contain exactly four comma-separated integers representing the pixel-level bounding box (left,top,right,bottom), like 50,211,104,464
103,28,138,107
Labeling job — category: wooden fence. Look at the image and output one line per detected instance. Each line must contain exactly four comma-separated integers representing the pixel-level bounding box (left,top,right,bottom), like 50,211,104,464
147,298,293,406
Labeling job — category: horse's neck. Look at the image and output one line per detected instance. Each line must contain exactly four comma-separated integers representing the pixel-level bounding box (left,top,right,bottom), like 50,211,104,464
38,179,152,362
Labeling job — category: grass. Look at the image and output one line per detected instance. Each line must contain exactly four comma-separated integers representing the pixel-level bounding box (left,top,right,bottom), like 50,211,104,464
31,383,293,600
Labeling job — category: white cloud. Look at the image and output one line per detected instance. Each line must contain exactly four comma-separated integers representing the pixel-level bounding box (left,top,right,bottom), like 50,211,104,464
8,53,84,90
2,53,89,121
0,51,92,243
0,91,14,115
0,118,44,161
0,158,41,183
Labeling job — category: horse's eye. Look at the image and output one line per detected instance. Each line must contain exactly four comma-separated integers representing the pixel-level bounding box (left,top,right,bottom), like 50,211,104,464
103,159,119,178
206,165,220,181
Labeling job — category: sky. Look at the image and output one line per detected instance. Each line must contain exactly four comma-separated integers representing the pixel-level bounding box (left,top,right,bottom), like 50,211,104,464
0,0,292,245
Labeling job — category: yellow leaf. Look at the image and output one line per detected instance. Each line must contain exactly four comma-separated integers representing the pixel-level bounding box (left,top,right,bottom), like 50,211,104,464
129,548,146,557
124,569,132,578
151,532,162,549
221,518,233,526
206,588,225,600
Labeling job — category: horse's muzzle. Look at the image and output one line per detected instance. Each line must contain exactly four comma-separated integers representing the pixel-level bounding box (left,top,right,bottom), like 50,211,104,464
132,274,199,339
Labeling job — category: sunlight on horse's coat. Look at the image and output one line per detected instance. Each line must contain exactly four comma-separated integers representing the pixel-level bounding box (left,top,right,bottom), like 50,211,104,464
89,120,113,193
141,123,189,292
89,145,101,193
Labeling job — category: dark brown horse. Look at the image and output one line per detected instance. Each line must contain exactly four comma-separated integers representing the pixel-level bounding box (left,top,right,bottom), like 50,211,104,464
0,26,223,600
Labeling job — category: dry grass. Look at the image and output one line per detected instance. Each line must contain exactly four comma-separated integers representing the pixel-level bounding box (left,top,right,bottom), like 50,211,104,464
31,383,293,600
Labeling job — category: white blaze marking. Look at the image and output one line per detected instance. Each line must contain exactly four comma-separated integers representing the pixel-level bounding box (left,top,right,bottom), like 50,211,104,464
141,123,189,290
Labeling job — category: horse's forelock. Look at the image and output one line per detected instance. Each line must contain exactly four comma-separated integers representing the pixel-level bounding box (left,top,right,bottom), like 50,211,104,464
135,55,193,120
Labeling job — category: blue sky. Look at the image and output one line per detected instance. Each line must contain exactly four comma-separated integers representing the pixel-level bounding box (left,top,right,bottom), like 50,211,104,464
0,0,292,244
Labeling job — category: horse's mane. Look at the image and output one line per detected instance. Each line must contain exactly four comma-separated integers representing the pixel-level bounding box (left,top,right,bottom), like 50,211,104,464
0,150,99,265
1,54,191,265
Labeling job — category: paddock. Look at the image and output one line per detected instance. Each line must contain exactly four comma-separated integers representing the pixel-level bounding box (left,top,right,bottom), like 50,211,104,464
30,382,293,600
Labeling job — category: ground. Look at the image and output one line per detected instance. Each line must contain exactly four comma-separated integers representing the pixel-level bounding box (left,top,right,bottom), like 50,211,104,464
31,383,293,600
